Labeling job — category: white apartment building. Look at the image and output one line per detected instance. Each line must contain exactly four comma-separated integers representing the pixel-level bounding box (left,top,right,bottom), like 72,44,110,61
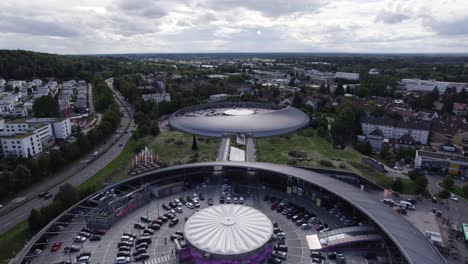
335,72,360,81
401,79,468,93
26,118,72,139
3,122,53,142
361,116,431,144
1,133,43,158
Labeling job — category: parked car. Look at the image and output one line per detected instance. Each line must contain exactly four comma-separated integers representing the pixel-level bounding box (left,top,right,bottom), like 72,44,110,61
272,250,287,260
63,245,80,253
208,198,213,206
143,228,155,235
148,224,160,230
268,257,282,264
114,256,130,264
140,216,151,223
50,242,62,252
74,235,87,243
169,218,179,227
274,244,288,252
134,253,149,261
450,194,459,201
134,223,146,229
116,250,131,257
90,235,102,241
239,197,245,204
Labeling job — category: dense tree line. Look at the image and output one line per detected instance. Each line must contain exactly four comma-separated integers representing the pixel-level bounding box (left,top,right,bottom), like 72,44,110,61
28,183,92,233
33,95,60,117
0,78,120,201
0,50,123,81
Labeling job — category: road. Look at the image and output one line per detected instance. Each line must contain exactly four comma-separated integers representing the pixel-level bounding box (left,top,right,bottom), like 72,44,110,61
0,78,135,234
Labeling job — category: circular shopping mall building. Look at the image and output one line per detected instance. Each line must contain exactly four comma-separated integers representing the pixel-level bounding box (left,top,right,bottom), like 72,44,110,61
169,102,310,137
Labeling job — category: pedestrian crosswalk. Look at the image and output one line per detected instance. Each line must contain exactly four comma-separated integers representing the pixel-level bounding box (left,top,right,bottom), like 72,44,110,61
146,254,173,264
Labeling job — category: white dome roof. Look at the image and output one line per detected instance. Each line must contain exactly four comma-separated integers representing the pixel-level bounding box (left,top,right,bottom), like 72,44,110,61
184,205,273,255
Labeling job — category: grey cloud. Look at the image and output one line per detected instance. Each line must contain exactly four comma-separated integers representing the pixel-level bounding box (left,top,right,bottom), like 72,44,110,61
113,0,169,18
0,15,80,37
375,10,410,24
202,0,328,17
426,16,468,35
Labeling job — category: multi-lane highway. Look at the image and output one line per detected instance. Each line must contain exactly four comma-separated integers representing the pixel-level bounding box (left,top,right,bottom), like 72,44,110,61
0,78,135,234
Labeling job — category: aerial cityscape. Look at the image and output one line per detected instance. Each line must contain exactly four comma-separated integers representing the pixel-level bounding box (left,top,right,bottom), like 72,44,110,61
1,1,468,264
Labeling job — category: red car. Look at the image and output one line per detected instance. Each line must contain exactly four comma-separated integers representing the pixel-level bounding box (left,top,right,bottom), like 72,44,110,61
95,229,106,236
50,242,62,252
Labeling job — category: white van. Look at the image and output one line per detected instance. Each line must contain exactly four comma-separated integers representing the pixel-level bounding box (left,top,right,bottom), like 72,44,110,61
399,201,415,210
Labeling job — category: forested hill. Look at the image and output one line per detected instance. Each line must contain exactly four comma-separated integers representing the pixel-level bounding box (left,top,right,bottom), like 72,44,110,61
0,49,120,81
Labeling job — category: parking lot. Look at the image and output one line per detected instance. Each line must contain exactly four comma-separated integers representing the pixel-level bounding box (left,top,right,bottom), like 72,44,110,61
30,185,375,264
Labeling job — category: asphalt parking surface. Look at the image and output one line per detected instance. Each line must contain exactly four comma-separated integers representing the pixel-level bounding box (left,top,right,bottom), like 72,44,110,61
30,186,364,264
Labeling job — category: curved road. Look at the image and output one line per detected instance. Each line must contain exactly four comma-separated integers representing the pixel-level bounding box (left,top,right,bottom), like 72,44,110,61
0,78,135,234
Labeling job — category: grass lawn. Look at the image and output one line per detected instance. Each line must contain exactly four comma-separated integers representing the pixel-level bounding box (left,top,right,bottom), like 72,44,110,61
0,221,30,264
151,131,219,166
257,128,361,167
257,128,417,192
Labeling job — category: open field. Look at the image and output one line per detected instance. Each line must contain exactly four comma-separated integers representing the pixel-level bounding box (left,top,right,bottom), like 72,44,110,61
151,131,219,166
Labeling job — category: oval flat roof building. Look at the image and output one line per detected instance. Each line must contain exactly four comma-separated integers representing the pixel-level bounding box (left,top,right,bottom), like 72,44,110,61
184,204,274,258
169,102,310,137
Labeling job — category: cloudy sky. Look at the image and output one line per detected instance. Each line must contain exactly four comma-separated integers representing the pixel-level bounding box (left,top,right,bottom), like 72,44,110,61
1,0,468,54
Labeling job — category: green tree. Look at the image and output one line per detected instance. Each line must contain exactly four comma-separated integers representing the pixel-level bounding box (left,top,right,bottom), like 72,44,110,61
442,94,455,113
463,183,468,197
392,178,403,192
356,87,369,98
441,175,454,190
334,83,345,97
28,209,44,232
32,95,59,117
438,189,451,199
380,144,391,159
354,141,372,155
292,92,303,108
414,174,429,194
4,84,13,92
13,165,32,188
457,88,467,103
192,135,198,151
54,184,78,208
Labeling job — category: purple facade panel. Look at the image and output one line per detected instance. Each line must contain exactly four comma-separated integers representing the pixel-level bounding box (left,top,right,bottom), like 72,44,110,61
189,243,273,264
